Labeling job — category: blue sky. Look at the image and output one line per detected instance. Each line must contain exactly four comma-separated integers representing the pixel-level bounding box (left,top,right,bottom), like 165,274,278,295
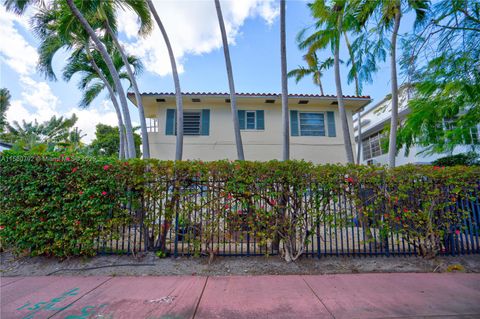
0,0,417,142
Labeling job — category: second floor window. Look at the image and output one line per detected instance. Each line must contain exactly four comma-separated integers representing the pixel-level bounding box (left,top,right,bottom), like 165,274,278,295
183,111,202,135
165,109,210,136
299,112,325,136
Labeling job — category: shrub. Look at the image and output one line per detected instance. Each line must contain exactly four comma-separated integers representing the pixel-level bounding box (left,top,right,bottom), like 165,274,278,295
432,152,479,166
1,151,479,260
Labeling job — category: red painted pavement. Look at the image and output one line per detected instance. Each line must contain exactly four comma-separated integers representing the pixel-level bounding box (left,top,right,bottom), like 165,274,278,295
50,276,207,319
1,276,110,319
195,275,333,319
304,273,480,319
1,273,479,319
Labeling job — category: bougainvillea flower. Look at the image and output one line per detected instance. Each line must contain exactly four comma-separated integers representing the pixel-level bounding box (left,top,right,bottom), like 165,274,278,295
101,191,107,196
455,229,461,235
40,217,46,222
72,167,78,173
103,165,110,170
66,157,71,161
79,191,83,195
269,199,277,206
346,177,355,184
0,225,4,230
403,208,408,213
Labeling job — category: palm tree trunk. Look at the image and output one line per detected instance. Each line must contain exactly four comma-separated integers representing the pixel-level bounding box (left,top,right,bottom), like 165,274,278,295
388,8,401,168
318,78,325,96
356,108,363,164
65,0,136,159
215,0,245,160
88,52,127,160
147,0,184,161
105,22,150,159
335,13,354,163
280,0,290,161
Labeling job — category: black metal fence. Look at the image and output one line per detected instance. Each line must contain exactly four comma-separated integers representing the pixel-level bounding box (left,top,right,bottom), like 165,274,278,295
95,179,480,258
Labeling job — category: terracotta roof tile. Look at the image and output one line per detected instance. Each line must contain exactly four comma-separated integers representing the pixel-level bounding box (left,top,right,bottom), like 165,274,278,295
127,92,371,99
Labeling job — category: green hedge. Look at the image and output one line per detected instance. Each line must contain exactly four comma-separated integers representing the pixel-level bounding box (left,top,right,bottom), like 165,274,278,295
1,151,479,259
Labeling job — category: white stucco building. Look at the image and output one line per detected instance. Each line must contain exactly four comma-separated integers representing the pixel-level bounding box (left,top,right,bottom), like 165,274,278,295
355,87,480,165
129,92,371,163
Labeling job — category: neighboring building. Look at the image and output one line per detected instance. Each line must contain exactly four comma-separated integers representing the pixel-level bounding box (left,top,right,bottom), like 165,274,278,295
128,92,371,163
355,87,480,165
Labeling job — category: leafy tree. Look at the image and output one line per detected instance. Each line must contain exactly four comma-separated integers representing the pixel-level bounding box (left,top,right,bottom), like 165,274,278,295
432,152,479,167
398,0,480,155
355,0,430,167
3,114,80,150
90,124,141,158
0,88,11,133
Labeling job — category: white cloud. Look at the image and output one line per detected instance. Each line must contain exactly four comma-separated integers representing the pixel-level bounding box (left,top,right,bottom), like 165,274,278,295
0,6,38,75
118,0,279,77
6,76,59,124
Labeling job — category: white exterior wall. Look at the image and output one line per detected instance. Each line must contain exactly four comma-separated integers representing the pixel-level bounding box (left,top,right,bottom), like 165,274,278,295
141,96,364,164
356,88,480,165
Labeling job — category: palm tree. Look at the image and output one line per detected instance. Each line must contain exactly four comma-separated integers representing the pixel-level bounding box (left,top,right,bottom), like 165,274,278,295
63,0,137,159
300,0,355,163
214,0,245,160
63,46,143,159
355,0,429,167
98,1,153,158
0,88,11,133
280,0,289,161
147,0,184,161
287,52,333,95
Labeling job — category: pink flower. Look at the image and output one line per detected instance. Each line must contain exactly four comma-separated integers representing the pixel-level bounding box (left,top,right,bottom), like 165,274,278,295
40,217,46,222
103,165,110,171
66,157,71,161
79,191,83,195
74,220,81,226
403,208,409,213
346,177,355,184
269,198,277,206
72,167,78,173
455,229,461,235
0,225,4,230
101,191,107,196
227,194,233,200
224,204,230,210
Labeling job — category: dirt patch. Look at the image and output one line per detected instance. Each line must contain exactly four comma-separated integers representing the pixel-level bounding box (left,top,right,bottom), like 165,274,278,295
1,251,479,277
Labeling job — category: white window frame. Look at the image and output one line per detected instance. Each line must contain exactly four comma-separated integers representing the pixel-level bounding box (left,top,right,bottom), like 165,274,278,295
147,118,159,133
298,111,326,137
244,111,257,130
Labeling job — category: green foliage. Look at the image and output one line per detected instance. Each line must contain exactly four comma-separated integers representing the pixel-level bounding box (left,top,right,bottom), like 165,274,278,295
1,152,479,259
0,88,11,133
432,152,479,167
89,124,141,158
399,0,480,154
0,150,133,257
1,114,83,151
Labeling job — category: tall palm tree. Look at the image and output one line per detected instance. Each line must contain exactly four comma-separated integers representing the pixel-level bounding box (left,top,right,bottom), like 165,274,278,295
63,46,143,159
214,0,244,160
356,0,430,167
147,0,184,161
280,0,289,161
98,1,152,158
287,52,333,95
300,0,355,163
64,0,137,158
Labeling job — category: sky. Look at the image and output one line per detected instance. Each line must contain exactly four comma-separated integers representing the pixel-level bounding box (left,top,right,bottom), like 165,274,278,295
0,0,418,143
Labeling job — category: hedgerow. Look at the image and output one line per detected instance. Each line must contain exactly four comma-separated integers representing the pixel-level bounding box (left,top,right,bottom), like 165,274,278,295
1,151,479,260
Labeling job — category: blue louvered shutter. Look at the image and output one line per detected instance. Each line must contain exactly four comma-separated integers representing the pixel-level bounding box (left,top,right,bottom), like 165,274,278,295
290,110,299,136
165,109,175,135
201,109,210,136
256,110,265,130
327,111,336,137
238,110,246,130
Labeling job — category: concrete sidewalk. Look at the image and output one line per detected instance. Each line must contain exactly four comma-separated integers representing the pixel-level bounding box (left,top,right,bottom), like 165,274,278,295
1,273,479,319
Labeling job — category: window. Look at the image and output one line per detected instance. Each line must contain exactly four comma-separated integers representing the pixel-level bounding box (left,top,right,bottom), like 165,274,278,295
183,111,201,135
147,118,158,133
246,111,256,129
362,132,385,161
166,109,210,136
299,112,325,136
238,110,264,130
